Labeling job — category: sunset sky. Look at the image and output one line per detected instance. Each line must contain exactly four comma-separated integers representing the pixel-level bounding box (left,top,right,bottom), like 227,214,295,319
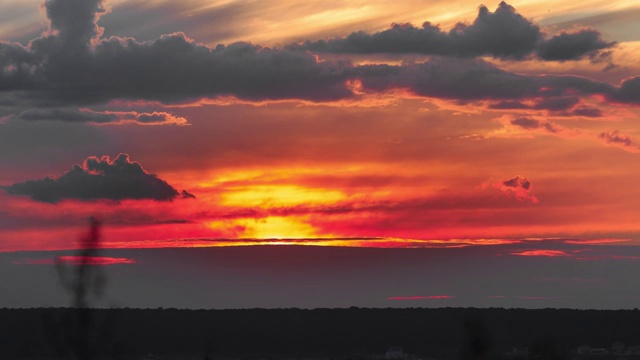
1,0,640,309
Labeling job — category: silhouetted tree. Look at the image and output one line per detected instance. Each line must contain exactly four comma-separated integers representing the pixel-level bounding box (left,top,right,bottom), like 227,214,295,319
43,217,114,360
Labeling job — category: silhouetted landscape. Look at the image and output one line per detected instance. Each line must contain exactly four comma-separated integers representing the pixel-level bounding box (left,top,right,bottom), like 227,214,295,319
3,307,640,359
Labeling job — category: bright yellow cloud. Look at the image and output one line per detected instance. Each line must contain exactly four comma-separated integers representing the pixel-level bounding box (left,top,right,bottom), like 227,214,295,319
205,215,322,239
240,216,320,239
220,185,345,208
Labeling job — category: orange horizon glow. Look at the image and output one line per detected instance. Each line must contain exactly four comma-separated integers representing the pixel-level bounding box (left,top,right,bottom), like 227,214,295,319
100,237,522,250
4,235,633,254
0,235,527,252
2,0,640,256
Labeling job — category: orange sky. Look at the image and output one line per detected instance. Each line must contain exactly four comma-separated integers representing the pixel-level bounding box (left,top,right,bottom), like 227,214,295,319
0,0,640,253
2,100,640,252
4,0,640,311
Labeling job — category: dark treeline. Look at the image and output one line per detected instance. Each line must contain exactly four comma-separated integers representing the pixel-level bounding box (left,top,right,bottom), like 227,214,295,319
2,307,640,359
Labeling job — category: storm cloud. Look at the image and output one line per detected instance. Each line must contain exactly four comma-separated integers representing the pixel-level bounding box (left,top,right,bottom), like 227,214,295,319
4,153,188,203
289,2,614,61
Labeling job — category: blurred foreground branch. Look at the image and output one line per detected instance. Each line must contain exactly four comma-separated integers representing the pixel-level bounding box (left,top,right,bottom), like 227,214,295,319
43,217,115,360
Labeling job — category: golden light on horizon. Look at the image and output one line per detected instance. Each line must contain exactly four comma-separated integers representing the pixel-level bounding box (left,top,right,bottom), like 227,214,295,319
205,215,324,240
240,216,321,239
219,185,345,208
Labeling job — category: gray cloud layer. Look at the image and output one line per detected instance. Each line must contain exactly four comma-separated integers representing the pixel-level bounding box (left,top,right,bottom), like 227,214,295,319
353,58,635,106
0,0,637,125
4,154,189,203
288,2,615,61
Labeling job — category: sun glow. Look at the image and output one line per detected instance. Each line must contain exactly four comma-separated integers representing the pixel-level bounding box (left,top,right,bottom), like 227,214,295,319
206,216,324,239
241,216,320,239
220,185,345,208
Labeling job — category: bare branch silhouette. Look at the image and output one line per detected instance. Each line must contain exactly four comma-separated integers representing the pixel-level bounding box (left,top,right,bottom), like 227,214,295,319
43,217,115,360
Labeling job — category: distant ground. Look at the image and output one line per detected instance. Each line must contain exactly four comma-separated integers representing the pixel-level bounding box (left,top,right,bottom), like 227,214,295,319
3,307,640,359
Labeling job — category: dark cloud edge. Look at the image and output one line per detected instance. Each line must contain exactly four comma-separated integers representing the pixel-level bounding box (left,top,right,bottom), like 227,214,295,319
3,153,196,203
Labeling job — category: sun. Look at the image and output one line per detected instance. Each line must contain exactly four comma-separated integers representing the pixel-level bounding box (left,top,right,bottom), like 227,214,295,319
219,185,344,208
242,216,320,239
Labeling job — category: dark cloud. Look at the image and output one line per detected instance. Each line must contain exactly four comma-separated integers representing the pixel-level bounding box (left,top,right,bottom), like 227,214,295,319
490,98,602,116
43,0,107,51
571,106,603,117
613,76,640,104
536,29,615,61
488,100,528,109
0,0,353,120
0,0,635,123
289,2,614,61
533,96,580,111
0,42,36,91
598,130,638,152
16,33,352,106
510,117,565,134
511,117,542,130
498,176,538,203
181,190,196,199
8,108,187,125
503,176,531,190
356,58,535,100
0,0,350,107
289,2,540,59
4,153,187,203
14,108,116,123
355,57,616,102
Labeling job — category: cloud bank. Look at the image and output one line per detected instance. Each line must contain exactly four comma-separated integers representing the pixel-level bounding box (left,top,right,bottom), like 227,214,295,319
289,2,615,61
0,0,637,126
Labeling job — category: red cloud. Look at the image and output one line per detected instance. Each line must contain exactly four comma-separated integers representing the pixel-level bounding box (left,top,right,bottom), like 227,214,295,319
511,250,570,257
495,176,539,203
